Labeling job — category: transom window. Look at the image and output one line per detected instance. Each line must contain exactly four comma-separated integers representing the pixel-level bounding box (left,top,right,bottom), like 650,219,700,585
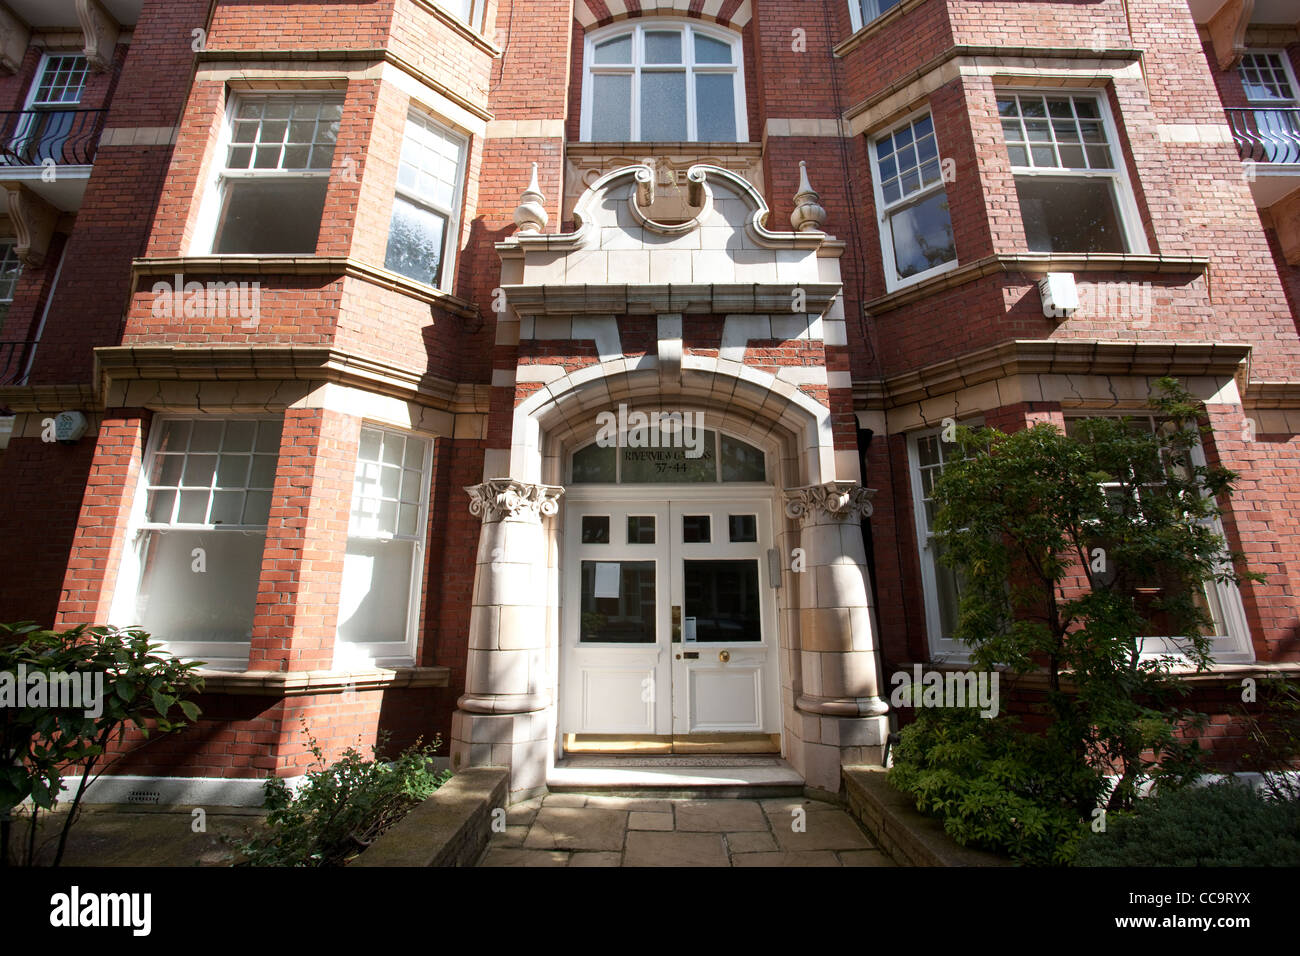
869,111,957,290
204,92,343,254
384,110,468,291
997,90,1145,255
582,21,747,143
848,0,904,32
570,429,766,484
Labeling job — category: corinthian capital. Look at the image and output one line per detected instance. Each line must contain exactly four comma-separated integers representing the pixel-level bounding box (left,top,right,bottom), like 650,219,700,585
466,478,564,522
784,481,875,526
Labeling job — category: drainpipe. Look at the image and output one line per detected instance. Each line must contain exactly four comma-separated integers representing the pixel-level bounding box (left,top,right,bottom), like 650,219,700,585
855,426,880,613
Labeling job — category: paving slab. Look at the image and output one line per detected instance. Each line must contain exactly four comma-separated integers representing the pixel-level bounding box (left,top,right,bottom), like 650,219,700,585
570,851,624,866
628,811,674,831
523,807,628,851
725,830,778,854
674,799,767,832
772,810,873,852
733,850,842,867
624,830,729,867
480,848,571,867
838,849,898,867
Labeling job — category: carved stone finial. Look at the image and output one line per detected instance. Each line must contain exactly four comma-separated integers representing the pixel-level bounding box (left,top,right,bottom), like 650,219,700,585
513,162,549,235
790,161,827,233
76,0,120,72
466,478,564,522
784,481,875,527
633,163,655,207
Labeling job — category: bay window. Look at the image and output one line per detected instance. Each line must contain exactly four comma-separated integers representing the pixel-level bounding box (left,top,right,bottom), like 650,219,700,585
336,425,432,666
203,92,343,254
869,111,957,290
582,20,747,143
116,417,283,669
997,91,1146,255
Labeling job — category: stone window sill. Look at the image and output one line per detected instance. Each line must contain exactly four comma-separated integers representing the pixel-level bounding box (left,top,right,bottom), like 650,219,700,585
195,665,450,697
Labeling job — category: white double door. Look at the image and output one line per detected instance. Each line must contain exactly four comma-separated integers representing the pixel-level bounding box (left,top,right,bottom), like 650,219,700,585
561,490,781,738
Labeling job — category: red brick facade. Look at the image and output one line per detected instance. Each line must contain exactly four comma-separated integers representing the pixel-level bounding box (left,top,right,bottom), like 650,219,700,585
0,0,1297,789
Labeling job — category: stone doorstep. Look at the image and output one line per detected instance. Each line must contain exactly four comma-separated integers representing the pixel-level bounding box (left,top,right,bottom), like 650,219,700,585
842,767,1013,868
546,760,805,799
352,767,508,868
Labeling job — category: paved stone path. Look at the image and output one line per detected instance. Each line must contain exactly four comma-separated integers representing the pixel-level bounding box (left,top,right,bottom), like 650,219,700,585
478,793,897,867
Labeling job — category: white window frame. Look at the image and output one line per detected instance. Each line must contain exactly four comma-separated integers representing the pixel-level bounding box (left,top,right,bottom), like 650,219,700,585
335,424,434,667
1063,413,1254,665
580,19,749,143
109,415,284,671
848,0,904,32
192,90,343,256
906,425,976,662
997,88,1149,256
0,240,23,306
1237,50,1300,164
439,0,488,32
1238,50,1299,106
385,108,468,293
12,53,92,165
867,106,959,292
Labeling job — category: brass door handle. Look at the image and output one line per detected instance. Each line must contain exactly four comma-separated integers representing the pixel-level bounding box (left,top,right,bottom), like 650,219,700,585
719,650,730,663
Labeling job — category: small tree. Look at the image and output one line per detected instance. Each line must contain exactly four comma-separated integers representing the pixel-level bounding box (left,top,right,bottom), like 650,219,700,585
0,622,205,866
931,378,1260,810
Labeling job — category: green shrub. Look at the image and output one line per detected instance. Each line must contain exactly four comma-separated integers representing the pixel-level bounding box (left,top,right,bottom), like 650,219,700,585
889,707,1099,866
237,726,450,867
1074,781,1300,867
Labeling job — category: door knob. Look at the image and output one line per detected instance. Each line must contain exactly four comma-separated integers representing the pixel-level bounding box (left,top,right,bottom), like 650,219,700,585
719,650,730,663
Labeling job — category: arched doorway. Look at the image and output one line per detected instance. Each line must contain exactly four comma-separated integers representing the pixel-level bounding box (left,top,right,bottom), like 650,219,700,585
559,422,782,752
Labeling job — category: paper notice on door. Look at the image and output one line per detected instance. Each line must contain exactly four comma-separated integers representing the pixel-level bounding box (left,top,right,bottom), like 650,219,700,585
593,562,621,599
684,617,697,643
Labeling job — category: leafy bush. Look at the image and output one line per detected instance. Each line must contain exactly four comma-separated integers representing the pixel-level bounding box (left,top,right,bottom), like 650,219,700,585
1074,781,1300,866
237,726,450,867
1,622,204,867
889,707,1099,865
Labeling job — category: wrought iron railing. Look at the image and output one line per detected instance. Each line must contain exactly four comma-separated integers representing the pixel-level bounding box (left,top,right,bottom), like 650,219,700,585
0,109,107,167
0,340,35,385
1225,107,1300,165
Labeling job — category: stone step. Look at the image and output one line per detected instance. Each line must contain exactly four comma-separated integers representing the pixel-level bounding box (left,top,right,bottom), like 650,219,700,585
547,756,805,799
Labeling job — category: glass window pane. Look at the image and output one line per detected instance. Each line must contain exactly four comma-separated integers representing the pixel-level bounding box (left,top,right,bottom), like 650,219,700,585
572,442,618,483
889,190,957,280
728,514,757,543
720,434,766,481
182,454,217,488
146,489,176,524
1015,176,1127,254
593,34,633,64
216,454,250,487
592,74,633,140
337,538,416,644
210,490,244,525
582,515,611,544
580,560,656,643
242,490,272,525
190,420,223,453
213,178,327,254
627,516,656,544
645,31,682,64
641,71,687,141
620,429,716,482
682,514,711,543
684,560,762,642
385,196,449,288
224,420,256,452
255,420,282,453
694,33,732,64
135,530,266,643
695,74,736,142
178,490,210,523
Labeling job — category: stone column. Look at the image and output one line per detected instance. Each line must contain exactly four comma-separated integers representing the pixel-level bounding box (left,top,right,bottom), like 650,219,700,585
451,478,563,794
784,481,890,790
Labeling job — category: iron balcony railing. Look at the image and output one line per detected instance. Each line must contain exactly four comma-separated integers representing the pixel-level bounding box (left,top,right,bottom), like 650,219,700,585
0,108,107,167
0,340,34,386
1225,107,1300,165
